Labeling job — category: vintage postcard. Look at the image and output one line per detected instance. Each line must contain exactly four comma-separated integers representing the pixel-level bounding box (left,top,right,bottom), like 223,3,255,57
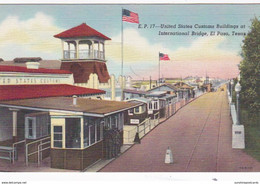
0,1,259,184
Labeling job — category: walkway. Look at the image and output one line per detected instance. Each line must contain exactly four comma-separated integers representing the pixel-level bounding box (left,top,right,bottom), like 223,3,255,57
100,88,260,172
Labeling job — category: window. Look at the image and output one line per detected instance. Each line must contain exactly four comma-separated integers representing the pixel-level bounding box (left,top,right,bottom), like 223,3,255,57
84,119,89,147
84,117,103,148
90,124,95,144
117,113,124,131
135,107,140,113
26,114,50,140
53,126,63,148
28,119,33,137
96,120,101,142
104,117,110,129
111,115,117,129
149,102,153,110
128,109,134,115
154,101,158,110
65,118,81,148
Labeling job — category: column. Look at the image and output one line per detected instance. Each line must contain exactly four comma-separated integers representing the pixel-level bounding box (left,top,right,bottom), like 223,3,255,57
61,40,64,59
98,41,100,59
67,42,71,59
75,40,79,59
103,43,105,60
9,108,19,142
88,44,91,58
91,40,94,59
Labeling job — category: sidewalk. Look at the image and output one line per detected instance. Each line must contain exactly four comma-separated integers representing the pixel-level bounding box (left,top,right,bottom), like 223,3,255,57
84,95,205,172
99,89,260,172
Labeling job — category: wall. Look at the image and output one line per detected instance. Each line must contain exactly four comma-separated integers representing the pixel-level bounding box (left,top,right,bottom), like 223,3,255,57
51,140,103,170
0,73,74,85
0,107,13,141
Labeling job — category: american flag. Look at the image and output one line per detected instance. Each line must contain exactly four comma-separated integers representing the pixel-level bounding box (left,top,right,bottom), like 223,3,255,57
159,53,170,60
122,9,139,24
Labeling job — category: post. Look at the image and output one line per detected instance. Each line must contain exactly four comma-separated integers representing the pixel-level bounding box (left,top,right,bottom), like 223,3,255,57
91,40,94,59
103,43,105,60
121,8,124,101
26,144,28,166
236,92,240,125
61,40,64,59
235,82,241,125
75,40,79,59
98,41,100,59
9,108,19,143
121,8,124,77
158,52,160,87
68,42,71,59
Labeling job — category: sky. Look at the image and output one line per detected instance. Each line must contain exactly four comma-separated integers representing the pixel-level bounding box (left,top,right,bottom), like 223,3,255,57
0,4,259,79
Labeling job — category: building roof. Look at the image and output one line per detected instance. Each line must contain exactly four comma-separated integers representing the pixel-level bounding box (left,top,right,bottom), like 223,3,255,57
123,89,148,95
0,60,61,69
172,82,194,89
147,83,178,92
60,61,110,83
145,91,167,98
54,23,111,40
0,65,71,74
0,97,141,116
126,97,151,103
13,57,42,63
0,84,105,101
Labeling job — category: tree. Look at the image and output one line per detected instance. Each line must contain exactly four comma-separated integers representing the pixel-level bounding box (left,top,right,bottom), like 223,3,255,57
240,17,260,112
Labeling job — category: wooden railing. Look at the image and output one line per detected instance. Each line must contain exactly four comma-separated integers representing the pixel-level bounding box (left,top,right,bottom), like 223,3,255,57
63,49,105,60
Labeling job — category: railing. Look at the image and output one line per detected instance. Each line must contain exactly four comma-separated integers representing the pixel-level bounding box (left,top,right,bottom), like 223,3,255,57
12,139,26,164
63,49,105,60
123,91,204,145
64,50,76,59
25,136,50,166
38,141,51,166
123,113,160,144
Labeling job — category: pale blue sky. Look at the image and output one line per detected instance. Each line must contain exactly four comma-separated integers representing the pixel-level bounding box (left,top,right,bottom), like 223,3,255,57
0,4,259,78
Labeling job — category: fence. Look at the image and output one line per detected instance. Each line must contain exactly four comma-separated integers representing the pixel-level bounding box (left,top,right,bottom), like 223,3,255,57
227,86,238,125
123,112,160,144
123,91,205,145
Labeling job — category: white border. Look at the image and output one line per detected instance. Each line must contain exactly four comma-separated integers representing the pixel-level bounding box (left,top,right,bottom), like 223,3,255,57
0,1,259,184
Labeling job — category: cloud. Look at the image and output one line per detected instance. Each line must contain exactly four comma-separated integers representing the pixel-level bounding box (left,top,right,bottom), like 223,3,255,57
107,29,241,64
106,28,171,64
171,36,241,63
0,12,62,60
106,29,241,79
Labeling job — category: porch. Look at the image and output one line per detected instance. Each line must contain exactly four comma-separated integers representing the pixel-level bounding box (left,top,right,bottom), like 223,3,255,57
0,141,76,172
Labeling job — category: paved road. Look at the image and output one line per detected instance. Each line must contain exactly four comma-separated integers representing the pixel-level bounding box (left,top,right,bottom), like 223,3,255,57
100,87,260,172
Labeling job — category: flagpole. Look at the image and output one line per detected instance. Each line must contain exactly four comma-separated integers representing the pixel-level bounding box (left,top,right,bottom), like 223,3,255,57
121,8,124,101
158,52,160,88
121,8,124,77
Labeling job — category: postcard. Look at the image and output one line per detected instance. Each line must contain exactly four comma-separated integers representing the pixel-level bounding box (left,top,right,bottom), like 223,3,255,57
0,1,259,184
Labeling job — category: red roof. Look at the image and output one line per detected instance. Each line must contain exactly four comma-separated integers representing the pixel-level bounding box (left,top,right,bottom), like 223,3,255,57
54,23,111,40
0,84,105,101
0,65,71,74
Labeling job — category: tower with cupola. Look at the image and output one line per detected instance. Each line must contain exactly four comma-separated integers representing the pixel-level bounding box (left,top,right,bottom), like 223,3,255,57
54,23,111,89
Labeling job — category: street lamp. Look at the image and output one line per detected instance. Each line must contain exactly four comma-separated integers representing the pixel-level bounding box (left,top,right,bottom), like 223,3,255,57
235,81,242,125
